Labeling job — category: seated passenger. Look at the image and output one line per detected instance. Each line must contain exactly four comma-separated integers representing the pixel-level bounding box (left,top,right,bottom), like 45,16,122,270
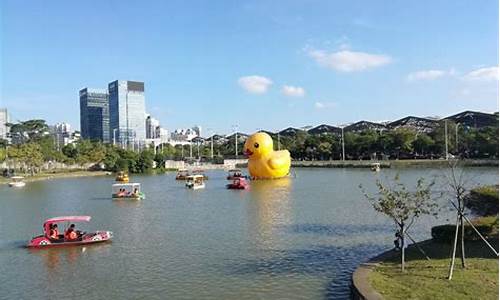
133,188,139,196
65,224,78,241
49,224,59,240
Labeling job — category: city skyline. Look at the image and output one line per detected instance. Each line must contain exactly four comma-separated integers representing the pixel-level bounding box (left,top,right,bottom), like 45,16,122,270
1,1,498,134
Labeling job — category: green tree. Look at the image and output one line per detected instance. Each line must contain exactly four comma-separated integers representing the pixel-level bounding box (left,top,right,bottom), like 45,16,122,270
412,134,434,156
360,175,437,272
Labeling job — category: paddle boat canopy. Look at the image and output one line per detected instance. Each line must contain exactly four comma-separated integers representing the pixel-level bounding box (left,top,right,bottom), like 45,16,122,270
112,183,145,200
192,169,208,180
226,177,249,190
8,176,26,187
227,169,244,180
27,215,112,248
115,171,129,183
186,175,205,190
175,169,190,180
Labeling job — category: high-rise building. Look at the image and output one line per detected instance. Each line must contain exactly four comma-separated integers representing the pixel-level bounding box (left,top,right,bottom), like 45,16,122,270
79,88,110,143
146,115,160,139
0,108,9,140
109,80,146,148
53,122,74,149
192,125,202,138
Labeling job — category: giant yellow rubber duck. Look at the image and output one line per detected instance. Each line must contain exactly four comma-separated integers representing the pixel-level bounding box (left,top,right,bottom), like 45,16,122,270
243,132,291,179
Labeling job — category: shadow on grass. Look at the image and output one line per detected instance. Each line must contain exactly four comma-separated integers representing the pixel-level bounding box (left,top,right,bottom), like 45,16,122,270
383,238,499,263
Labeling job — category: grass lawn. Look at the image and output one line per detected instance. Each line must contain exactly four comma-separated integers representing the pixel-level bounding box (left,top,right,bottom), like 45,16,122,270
370,239,499,300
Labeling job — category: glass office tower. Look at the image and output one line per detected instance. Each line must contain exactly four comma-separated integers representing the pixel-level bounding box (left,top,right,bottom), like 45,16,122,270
108,80,146,148
79,88,110,143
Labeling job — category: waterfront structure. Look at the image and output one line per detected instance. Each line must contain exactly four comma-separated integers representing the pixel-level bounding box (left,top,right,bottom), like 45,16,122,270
345,121,388,133
308,124,342,136
387,116,439,133
108,80,146,148
0,108,9,140
445,110,498,129
79,88,110,143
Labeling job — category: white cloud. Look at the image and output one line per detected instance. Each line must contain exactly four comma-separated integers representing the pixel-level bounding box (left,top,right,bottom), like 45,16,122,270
237,76,273,94
282,85,305,97
463,66,499,81
314,101,337,109
407,69,448,81
308,49,392,72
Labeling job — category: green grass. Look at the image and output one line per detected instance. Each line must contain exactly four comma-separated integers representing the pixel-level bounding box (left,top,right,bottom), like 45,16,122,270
370,239,499,300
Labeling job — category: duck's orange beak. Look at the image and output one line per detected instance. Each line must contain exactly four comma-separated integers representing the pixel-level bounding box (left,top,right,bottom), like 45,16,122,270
244,148,253,157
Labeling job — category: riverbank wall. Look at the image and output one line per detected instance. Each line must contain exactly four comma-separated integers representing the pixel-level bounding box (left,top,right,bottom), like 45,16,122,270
290,159,498,169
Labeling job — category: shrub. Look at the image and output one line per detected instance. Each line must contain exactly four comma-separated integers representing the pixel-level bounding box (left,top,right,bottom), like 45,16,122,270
465,185,499,216
431,217,498,242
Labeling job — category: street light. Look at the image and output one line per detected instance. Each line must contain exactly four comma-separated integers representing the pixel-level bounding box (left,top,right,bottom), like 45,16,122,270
207,128,214,159
341,126,345,161
445,119,449,160
232,124,238,158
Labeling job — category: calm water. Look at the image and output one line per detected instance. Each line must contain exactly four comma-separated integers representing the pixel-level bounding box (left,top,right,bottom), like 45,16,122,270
0,167,497,299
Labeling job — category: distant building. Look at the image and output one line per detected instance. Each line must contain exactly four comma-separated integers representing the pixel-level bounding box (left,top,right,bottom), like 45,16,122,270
109,80,146,148
308,124,341,135
79,88,110,143
146,115,160,139
445,111,498,129
345,121,387,133
192,125,202,137
0,108,9,140
53,122,77,148
387,116,438,133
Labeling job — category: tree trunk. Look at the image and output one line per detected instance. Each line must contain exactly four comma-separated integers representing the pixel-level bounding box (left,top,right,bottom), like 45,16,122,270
460,215,466,268
401,225,405,272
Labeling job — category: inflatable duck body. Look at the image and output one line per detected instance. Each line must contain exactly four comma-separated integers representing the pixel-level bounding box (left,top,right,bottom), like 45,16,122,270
243,132,291,179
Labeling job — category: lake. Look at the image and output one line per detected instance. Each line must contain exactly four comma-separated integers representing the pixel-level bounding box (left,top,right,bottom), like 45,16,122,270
0,167,497,299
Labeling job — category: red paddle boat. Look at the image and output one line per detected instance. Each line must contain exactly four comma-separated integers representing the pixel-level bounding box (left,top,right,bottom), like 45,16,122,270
27,216,112,248
226,177,249,190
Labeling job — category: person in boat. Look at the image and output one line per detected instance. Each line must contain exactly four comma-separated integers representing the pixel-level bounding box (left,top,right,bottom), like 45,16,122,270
65,224,78,241
49,224,60,240
117,188,126,197
133,188,139,196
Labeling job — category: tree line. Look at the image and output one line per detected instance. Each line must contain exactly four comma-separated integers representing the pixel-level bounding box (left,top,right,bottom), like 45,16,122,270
0,119,498,174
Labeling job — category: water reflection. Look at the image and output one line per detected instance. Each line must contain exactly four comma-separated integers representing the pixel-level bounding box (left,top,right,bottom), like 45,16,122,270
247,178,292,248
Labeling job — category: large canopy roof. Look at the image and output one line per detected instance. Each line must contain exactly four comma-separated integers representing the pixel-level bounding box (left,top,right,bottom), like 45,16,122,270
44,216,91,224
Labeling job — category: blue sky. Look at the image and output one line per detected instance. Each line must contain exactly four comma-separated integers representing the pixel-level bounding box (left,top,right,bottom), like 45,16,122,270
1,0,498,135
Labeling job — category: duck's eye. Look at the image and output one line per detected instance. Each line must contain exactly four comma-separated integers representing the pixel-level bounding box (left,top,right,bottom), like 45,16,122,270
254,143,259,148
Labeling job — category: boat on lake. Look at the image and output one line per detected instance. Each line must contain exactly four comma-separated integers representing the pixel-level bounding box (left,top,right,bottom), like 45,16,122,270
226,177,249,190
27,216,112,248
115,171,129,183
8,176,26,187
186,175,205,190
175,169,190,180
227,169,245,180
371,163,381,172
192,169,208,180
112,183,145,200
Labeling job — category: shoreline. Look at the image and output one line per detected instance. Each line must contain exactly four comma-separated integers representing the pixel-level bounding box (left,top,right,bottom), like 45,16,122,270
0,170,109,184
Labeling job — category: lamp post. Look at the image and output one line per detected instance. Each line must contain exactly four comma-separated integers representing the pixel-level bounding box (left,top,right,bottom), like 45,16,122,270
207,128,214,159
278,131,281,151
341,126,345,161
232,124,238,158
445,119,449,160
